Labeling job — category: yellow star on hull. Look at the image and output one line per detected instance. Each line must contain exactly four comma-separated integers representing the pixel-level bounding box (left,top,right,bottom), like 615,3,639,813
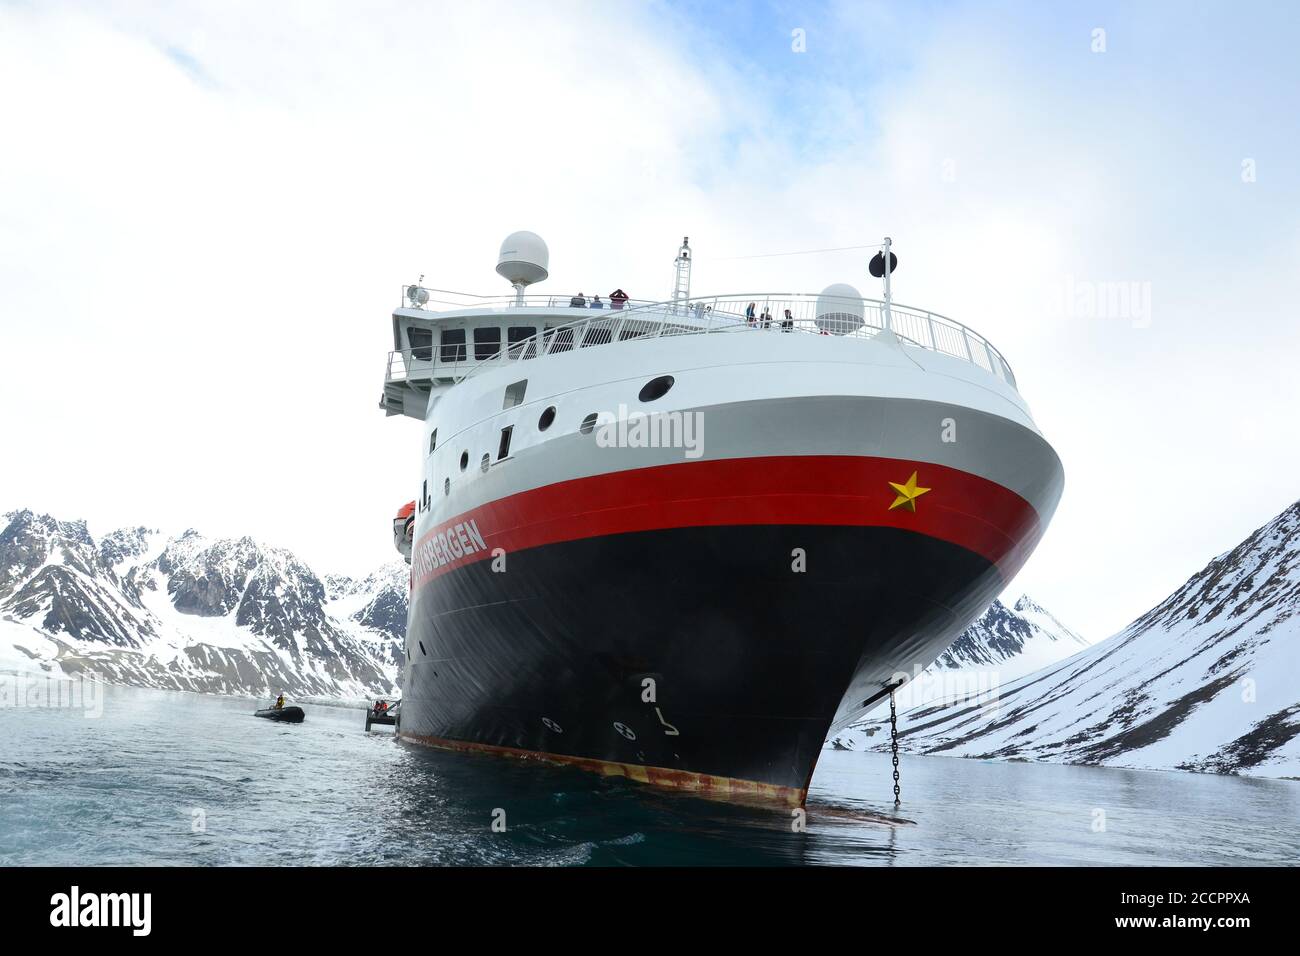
888,471,931,512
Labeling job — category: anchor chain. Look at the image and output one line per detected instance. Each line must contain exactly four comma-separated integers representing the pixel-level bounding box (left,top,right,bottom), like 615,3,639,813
889,688,901,806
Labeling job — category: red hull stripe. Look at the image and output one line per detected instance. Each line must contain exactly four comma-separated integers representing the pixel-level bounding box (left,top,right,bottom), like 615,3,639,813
410,455,1042,591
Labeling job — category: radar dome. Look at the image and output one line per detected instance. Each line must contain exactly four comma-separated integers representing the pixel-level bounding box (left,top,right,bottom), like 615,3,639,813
496,231,550,288
815,283,865,335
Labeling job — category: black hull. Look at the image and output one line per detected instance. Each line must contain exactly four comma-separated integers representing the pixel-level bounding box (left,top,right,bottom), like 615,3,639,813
401,523,1002,803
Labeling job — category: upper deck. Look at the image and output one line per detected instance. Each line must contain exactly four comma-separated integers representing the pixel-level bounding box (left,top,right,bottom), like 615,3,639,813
380,286,1018,420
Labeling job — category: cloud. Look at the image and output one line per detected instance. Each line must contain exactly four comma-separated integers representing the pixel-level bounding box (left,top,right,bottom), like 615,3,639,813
3,1,1299,640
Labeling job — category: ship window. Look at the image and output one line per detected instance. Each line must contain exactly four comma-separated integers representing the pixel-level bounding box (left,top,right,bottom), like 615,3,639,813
444,477,450,496
619,329,645,341
440,329,466,363
418,641,427,656
480,453,490,473
429,428,437,454
503,380,527,409
580,413,598,435
507,326,537,358
421,480,427,512
546,327,574,354
538,406,556,431
639,375,675,403
498,425,513,460
581,326,612,347
459,451,468,471
407,326,434,361
473,326,502,362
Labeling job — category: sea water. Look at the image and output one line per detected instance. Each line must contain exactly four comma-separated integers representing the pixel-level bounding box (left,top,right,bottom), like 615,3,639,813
1,683,1296,866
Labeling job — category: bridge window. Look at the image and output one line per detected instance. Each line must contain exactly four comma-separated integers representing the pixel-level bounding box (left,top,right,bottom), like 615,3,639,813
473,327,502,362
507,326,537,358
407,327,434,361
503,380,527,409
440,329,466,363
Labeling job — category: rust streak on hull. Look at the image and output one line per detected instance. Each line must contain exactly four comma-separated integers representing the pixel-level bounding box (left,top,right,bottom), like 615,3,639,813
399,731,808,807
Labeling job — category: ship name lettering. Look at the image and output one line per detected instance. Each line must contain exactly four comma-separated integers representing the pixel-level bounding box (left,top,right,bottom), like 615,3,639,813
414,518,487,579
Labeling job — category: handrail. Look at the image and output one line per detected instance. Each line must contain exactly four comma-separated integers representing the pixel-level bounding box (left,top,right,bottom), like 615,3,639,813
388,290,1017,390
399,286,658,313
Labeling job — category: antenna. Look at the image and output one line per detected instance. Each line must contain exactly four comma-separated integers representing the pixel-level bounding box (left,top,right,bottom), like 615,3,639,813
671,236,692,312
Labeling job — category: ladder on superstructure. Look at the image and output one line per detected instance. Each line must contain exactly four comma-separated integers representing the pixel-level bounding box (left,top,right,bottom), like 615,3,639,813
671,236,692,312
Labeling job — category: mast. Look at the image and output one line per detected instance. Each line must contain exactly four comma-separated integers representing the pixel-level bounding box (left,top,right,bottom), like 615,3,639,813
882,236,892,332
671,236,692,312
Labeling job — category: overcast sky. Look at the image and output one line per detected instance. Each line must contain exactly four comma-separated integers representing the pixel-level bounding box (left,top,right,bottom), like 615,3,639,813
2,0,1298,640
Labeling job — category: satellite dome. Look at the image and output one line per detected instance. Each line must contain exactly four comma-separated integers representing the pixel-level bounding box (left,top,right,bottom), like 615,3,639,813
815,283,865,335
496,231,549,288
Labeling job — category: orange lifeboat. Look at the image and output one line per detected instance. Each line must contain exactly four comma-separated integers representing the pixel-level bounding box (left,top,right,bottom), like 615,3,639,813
393,501,415,563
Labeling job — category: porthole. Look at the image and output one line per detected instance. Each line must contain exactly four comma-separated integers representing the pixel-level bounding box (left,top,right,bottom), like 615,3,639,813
638,375,675,402
538,406,556,431
443,477,450,496
579,413,598,435
480,453,490,473
459,450,468,471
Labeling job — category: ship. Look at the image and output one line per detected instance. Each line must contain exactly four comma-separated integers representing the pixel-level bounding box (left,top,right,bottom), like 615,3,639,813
378,232,1063,806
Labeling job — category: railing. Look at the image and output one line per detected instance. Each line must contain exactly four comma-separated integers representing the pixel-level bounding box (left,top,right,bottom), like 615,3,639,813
399,286,658,312
387,291,1017,391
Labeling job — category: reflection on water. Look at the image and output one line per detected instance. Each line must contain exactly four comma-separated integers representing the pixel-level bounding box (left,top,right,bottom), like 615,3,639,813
1,683,1296,866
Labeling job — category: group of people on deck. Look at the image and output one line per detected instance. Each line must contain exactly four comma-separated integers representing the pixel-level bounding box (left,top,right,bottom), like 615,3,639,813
745,303,796,331
569,289,629,310
562,293,802,332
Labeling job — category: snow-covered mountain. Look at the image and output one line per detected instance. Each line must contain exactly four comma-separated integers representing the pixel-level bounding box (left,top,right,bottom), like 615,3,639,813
840,500,1300,778
825,594,1089,749
933,594,1089,678
0,509,407,699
